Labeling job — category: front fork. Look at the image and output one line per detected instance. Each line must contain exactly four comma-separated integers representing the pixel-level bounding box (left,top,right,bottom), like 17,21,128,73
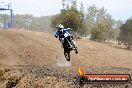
71,40,78,54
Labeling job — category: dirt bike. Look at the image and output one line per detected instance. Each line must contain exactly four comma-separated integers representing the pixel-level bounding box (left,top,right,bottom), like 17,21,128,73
63,35,78,61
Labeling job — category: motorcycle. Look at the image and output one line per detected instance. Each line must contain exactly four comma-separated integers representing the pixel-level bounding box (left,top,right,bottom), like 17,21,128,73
63,35,78,61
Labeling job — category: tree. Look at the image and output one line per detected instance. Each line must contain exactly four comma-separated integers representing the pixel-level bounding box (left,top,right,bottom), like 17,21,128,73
86,4,97,34
0,14,10,29
86,5,115,41
80,2,85,21
111,20,123,40
51,0,87,35
12,14,52,32
91,23,107,41
117,18,132,49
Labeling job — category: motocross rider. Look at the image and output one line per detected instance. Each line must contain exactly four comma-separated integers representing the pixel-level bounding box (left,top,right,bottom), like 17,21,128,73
55,24,74,48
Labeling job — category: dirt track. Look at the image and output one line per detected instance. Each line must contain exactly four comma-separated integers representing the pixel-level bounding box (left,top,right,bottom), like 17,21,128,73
0,29,132,88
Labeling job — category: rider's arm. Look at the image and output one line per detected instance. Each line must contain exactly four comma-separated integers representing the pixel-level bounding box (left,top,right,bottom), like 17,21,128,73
55,31,60,38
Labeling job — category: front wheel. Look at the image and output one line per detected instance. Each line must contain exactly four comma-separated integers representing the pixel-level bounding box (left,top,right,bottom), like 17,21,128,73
71,40,78,54
74,48,78,54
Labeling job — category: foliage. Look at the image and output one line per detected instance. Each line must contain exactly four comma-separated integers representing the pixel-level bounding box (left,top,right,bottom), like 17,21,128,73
0,14,52,33
91,23,107,41
117,18,132,49
14,15,52,32
86,5,120,41
0,14,10,28
51,0,87,35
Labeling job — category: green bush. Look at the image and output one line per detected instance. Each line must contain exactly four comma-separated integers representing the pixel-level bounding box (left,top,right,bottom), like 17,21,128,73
117,18,132,49
91,23,107,42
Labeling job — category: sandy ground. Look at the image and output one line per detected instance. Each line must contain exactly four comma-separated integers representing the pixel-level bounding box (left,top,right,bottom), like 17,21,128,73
0,29,132,88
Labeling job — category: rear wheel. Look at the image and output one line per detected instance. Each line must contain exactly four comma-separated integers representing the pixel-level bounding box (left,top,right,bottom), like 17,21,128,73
64,49,70,61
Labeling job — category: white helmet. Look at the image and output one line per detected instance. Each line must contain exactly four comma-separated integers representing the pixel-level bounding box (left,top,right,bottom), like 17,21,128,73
58,24,64,29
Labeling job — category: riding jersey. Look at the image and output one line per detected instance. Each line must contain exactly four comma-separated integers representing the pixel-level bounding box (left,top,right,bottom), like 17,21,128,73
55,29,71,38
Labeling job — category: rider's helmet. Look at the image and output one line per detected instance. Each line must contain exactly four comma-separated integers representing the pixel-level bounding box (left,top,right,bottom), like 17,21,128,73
57,24,64,32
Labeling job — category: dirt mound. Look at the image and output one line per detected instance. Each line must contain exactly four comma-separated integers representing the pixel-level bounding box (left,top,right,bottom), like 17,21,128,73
0,30,62,66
